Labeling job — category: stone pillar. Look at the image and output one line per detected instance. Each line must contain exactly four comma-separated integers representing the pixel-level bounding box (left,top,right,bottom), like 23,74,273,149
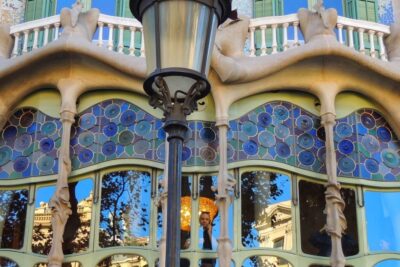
47,109,75,267
321,112,347,267
216,118,235,267
48,79,81,267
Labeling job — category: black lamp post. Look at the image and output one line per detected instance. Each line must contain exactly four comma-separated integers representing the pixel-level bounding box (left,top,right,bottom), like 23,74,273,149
130,0,231,266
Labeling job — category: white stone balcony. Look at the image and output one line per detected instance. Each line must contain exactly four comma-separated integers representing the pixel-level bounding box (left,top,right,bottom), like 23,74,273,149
8,12,392,61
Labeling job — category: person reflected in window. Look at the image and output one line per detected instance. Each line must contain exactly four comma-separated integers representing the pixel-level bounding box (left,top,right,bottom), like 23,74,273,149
199,212,216,267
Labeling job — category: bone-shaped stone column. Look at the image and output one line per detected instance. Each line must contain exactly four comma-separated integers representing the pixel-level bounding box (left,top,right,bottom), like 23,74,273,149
216,118,235,267
317,84,347,267
48,79,82,267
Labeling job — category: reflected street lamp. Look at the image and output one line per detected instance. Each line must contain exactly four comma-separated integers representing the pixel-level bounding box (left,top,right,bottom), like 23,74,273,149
130,0,231,266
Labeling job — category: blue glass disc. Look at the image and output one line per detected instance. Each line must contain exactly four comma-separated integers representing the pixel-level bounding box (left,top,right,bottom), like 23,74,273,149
3,126,17,141
104,103,121,119
243,140,258,155
41,121,57,135
298,133,314,149
134,140,150,154
362,135,380,153
275,124,290,139
40,138,55,153
338,157,356,173
365,158,379,173
102,141,116,156
79,114,96,130
273,105,289,121
13,156,29,172
182,147,191,161
338,140,354,155
118,130,134,146
335,122,352,138
257,112,272,127
377,127,391,142
276,142,291,158
38,156,55,172
382,149,399,168
103,122,118,137
200,127,216,142
361,113,375,129
135,120,151,136
299,150,315,166
296,115,313,131
258,131,276,148
120,110,136,126
0,146,12,166
15,134,32,151
241,121,258,137
78,149,94,163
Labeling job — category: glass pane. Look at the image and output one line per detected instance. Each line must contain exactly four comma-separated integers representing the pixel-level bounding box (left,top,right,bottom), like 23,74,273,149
155,258,190,267
365,191,400,252
299,180,358,256
99,170,151,247
375,260,400,267
0,189,28,249
34,262,81,267
241,171,292,249
197,258,235,267
0,257,18,267
32,179,93,254
97,254,148,267
198,176,218,250
157,175,192,250
242,256,292,267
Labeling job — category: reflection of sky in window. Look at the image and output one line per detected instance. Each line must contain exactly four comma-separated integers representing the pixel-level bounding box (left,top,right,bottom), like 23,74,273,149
100,172,150,238
365,191,400,252
375,260,400,267
35,179,93,208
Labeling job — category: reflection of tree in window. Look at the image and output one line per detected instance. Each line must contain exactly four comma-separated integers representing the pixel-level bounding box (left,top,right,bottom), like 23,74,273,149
99,170,151,248
299,180,358,257
0,257,19,267
0,189,28,249
241,171,292,251
32,179,93,254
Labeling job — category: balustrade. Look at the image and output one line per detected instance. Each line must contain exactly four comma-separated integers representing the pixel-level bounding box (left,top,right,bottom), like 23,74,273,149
7,12,392,61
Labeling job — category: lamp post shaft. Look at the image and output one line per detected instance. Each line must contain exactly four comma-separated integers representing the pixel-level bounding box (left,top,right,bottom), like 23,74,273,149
164,106,189,267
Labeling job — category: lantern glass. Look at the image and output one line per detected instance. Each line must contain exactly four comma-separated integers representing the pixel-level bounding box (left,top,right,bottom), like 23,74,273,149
141,0,218,98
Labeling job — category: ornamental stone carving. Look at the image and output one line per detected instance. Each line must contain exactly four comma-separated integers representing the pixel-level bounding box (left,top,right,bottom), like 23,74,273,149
215,16,250,58
298,0,338,43
60,1,99,41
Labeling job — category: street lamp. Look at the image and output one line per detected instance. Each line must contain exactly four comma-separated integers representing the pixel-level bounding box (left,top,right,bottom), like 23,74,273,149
130,0,231,266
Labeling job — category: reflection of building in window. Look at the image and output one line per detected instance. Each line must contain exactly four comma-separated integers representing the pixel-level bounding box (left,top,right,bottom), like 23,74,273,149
97,254,148,267
32,191,93,254
255,200,292,251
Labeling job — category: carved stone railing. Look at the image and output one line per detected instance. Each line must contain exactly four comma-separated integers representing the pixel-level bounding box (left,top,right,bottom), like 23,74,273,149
10,15,61,57
7,12,392,61
336,16,390,61
248,14,391,60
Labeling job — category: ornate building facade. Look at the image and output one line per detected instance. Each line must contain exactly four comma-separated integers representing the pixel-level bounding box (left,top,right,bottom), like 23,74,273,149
0,0,400,267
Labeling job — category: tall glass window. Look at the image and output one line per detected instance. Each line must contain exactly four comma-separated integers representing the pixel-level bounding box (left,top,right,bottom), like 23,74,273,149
365,191,400,252
299,180,358,256
0,189,28,249
32,179,93,254
99,170,151,247
241,170,292,250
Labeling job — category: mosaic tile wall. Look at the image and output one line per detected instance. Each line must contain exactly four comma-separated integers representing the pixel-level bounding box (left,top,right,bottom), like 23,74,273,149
1,101,399,181
70,99,220,171
335,108,400,181
0,108,61,178
228,101,326,173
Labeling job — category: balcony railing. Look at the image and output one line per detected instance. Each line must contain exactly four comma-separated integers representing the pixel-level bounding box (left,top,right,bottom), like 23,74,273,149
8,12,392,61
